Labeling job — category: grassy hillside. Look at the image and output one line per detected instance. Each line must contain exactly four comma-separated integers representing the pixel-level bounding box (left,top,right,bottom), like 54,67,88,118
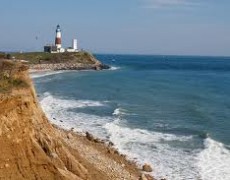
0,61,28,93
11,51,98,64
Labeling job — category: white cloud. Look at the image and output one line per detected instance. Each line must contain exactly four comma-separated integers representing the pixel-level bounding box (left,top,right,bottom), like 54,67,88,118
143,0,200,9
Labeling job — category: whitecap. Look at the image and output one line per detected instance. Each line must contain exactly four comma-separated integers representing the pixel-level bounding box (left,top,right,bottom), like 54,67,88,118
109,66,121,71
112,108,128,116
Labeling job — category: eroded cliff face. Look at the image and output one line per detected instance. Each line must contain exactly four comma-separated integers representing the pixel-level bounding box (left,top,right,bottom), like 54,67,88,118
0,62,142,180
0,65,92,180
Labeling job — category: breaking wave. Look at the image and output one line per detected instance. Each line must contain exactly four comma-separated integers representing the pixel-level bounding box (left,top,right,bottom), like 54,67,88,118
39,93,230,180
197,138,230,180
110,66,121,71
30,71,67,79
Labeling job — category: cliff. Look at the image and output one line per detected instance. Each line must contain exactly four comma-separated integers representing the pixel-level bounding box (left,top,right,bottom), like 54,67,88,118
0,61,141,180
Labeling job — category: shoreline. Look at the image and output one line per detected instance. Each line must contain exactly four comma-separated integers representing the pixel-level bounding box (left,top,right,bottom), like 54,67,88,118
52,124,142,179
29,62,110,71
49,119,156,180
30,68,155,180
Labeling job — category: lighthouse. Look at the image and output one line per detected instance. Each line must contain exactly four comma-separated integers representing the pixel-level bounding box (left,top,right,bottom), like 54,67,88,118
55,25,62,49
44,25,79,53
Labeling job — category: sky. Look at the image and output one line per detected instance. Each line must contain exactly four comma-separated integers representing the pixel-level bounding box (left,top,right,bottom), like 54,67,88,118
0,0,229,56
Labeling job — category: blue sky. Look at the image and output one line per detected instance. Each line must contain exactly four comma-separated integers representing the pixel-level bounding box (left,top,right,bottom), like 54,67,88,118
0,0,229,56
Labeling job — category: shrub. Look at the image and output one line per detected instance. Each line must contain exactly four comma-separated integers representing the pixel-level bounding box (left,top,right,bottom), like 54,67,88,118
12,78,27,87
6,54,12,59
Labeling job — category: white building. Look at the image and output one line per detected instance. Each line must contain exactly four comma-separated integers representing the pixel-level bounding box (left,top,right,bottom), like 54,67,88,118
66,39,79,52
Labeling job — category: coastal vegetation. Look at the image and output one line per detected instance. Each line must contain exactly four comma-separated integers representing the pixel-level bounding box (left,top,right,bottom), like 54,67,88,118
11,51,98,64
0,52,5,59
0,61,28,93
6,51,109,71
0,52,13,59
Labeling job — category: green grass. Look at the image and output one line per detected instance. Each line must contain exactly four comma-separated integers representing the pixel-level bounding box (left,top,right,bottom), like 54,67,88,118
11,51,96,64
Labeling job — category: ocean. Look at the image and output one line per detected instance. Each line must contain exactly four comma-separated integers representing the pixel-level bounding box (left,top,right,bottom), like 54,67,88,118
32,55,230,180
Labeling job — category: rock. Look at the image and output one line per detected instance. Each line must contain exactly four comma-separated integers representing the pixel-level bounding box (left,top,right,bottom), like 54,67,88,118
121,154,126,158
15,138,21,143
139,174,147,180
86,132,94,141
139,174,154,180
145,174,154,180
108,141,114,146
142,164,153,172
67,133,73,139
101,64,110,70
93,138,101,143
4,164,9,168
114,150,119,155
50,153,58,158
95,66,102,70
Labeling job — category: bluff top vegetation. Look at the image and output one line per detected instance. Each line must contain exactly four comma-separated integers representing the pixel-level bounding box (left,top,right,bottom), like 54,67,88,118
0,52,5,59
0,61,28,93
11,51,97,64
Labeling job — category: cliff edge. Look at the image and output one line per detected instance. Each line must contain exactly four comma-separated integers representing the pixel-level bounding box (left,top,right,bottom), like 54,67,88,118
0,61,140,180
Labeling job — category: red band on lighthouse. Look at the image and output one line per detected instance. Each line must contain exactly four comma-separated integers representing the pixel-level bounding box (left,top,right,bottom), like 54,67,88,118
55,38,61,45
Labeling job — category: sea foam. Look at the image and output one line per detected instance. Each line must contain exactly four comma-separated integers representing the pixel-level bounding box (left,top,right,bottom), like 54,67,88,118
40,94,198,179
30,70,67,79
197,138,230,180
40,93,112,138
109,66,121,71
104,119,199,180
39,93,230,180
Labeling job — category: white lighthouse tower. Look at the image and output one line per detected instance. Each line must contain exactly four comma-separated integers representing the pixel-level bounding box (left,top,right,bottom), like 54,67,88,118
55,25,62,50
72,39,78,51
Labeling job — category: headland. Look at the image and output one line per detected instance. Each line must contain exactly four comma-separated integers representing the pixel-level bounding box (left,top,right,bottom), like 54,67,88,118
10,51,110,71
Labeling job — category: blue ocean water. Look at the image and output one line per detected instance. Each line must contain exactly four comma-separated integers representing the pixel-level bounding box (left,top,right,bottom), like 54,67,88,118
33,55,230,180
